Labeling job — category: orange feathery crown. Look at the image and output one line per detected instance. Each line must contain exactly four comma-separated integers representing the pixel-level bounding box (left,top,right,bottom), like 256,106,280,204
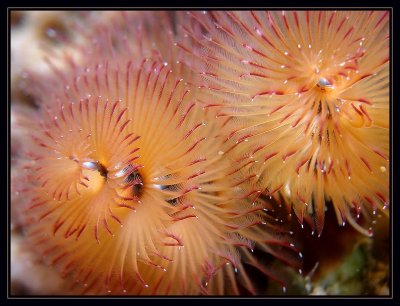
15,12,300,295
177,11,389,236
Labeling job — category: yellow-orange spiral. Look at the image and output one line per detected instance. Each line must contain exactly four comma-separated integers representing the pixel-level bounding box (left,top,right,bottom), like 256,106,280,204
18,53,300,294
177,10,389,236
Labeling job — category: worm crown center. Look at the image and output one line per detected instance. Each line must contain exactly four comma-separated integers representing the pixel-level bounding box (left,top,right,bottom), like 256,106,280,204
316,77,334,92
